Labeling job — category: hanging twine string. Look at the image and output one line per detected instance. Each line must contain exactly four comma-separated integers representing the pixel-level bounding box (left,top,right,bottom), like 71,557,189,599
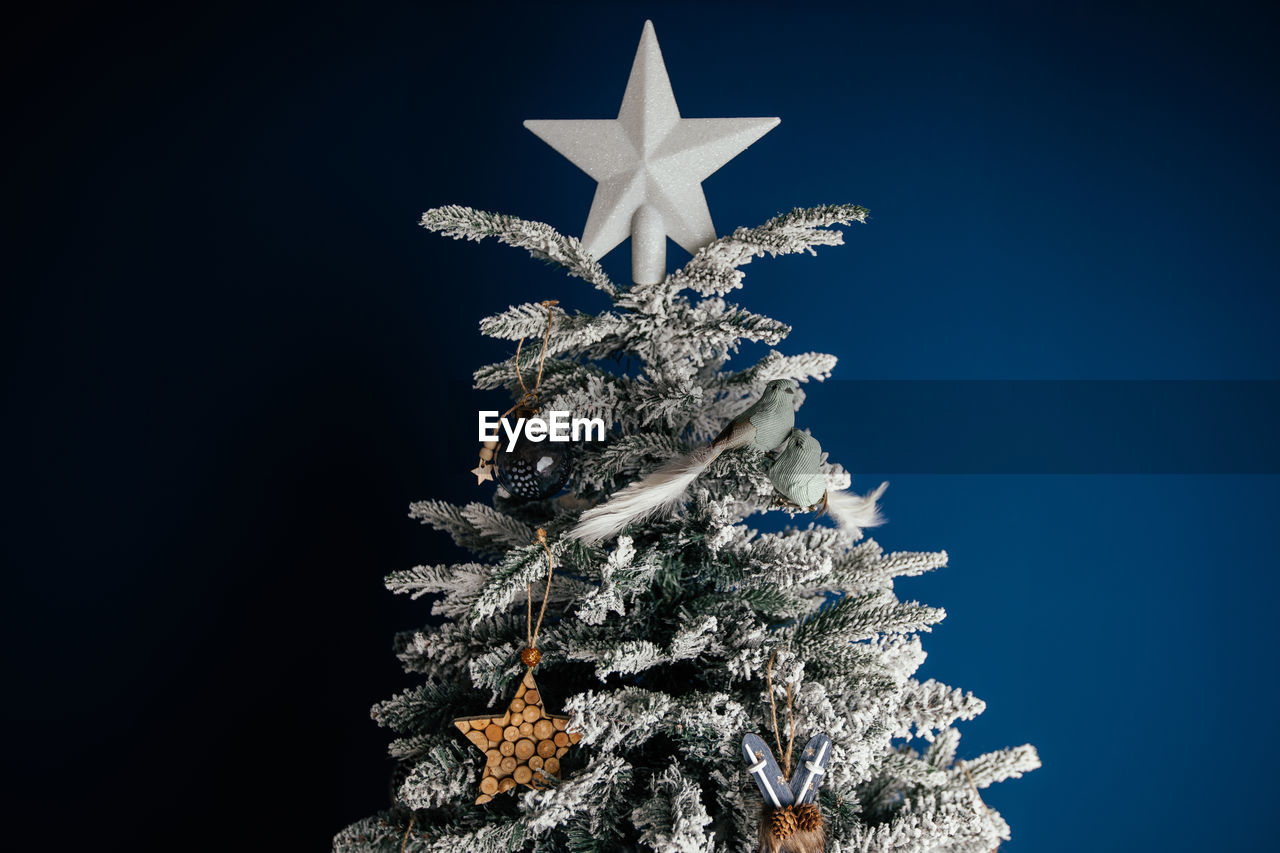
785,679,796,775
961,762,999,852
507,300,558,416
400,814,415,853
766,652,797,776
521,528,556,667
475,301,559,485
762,654,823,843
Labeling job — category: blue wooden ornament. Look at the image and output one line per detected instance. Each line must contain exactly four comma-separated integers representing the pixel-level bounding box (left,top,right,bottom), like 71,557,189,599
789,733,832,805
741,733,794,808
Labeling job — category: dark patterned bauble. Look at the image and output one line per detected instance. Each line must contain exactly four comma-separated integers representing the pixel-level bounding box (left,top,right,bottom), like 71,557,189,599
495,438,572,501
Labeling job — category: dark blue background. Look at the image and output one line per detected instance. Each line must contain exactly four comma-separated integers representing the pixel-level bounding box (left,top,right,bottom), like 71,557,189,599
6,1,1277,849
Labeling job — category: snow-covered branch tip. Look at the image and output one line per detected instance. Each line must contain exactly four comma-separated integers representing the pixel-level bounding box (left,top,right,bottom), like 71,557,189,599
420,205,618,297
657,203,870,299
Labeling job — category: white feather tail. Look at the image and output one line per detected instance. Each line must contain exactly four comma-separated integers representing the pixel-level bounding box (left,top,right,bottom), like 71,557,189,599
825,481,889,539
567,445,724,545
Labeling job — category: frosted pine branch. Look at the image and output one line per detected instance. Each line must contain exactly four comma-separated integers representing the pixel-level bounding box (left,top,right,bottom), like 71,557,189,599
385,563,468,601
841,791,1004,853
370,679,463,734
461,503,535,550
564,687,674,753
479,303,628,357
399,742,473,809
961,744,1042,788
520,754,634,835
724,349,839,387
631,764,716,853
472,357,604,394
467,642,525,696
827,541,949,593
655,203,869,299
789,593,946,654
562,614,718,680
420,205,618,297
387,818,526,853
676,298,792,358
387,733,437,761
896,679,987,741
574,536,663,625
712,527,847,591
563,686,749,760
591,434,690,479
392,616,521,681
631,371,705,428
468,543,552,622
925,727,962,769
333,814,408,852
408,500,519,558
387,562,594,620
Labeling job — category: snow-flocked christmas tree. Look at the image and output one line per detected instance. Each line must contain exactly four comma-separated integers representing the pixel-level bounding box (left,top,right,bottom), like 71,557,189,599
334,22,1037,853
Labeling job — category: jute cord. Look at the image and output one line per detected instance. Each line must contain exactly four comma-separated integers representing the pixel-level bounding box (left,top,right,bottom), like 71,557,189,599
962,762,999,853
508,300,558,416
765,651,796,776
527,528,555,651
400,813,414,853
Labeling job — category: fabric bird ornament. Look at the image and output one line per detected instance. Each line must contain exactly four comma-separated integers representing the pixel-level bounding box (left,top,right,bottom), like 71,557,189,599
742,731,833,853
768,428,888,540
567,379,799,544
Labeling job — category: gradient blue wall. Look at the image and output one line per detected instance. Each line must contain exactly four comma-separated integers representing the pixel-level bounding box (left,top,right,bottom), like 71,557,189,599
6,1,1277,849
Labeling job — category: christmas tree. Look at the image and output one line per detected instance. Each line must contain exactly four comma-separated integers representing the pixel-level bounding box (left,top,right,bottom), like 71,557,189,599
335,22,1037,853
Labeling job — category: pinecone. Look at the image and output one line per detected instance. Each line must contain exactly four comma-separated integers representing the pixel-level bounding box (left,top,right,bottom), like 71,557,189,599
769,805,798,840
794,803,822,833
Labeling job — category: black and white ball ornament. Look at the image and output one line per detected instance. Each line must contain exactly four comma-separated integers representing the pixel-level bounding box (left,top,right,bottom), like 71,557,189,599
495,437,573,501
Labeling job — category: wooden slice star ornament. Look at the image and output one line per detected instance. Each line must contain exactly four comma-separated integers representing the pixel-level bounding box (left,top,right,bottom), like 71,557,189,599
452,528,581,804
453,668,579,803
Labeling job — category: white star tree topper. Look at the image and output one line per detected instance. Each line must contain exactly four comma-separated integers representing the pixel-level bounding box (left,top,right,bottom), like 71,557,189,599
525,21,779,285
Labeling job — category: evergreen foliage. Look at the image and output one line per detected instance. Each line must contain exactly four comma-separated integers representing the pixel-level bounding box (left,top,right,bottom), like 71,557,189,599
334,206,1037,852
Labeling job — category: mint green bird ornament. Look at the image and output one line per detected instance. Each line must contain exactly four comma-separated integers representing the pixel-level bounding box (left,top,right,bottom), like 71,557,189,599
710,379,799,453
768,429,827,509
568,380,799,544
768,428,888,540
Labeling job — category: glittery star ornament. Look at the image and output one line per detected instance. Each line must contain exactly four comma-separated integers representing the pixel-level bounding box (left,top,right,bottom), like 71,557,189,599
525,20,778,285
453,668,582,804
